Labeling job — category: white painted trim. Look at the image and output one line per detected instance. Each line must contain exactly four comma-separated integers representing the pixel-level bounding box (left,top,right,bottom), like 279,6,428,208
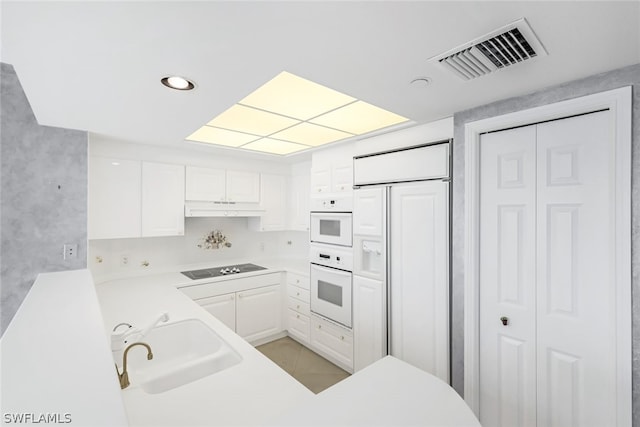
463,86,632,425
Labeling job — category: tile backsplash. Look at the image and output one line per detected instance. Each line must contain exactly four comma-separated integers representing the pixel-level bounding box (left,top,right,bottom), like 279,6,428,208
88,217,309,281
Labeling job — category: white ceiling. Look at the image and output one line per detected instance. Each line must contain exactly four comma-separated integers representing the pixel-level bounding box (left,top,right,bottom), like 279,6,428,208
2,1,638,160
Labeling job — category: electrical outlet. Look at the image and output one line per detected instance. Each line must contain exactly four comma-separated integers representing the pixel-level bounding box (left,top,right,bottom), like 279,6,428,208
63,244,78,260
120,255,130,267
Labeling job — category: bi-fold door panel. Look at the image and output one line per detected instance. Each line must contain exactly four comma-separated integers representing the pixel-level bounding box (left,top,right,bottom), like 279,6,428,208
479,110,618,427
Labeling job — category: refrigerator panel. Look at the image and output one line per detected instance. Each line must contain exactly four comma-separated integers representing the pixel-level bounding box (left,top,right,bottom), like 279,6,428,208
389,180,449,383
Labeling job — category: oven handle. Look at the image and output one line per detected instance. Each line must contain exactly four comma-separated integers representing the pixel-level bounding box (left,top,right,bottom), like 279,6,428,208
310,263,353,276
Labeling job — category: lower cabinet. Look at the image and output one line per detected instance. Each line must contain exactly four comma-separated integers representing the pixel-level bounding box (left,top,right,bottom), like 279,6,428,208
236,285,282,342
310,314,354,373
197,293,236,331
353,275,386,372
184,273,283,344
285,272,311,344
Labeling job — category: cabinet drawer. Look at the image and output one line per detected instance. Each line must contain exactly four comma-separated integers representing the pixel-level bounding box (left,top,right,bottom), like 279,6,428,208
287,309,310,344
180,272,281,300
287,285,310,303
287,272,309,290
310,315,353,370
287,297,310,316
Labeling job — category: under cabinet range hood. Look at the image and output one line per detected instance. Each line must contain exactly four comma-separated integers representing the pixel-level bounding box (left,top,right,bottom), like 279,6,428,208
184,201,265,218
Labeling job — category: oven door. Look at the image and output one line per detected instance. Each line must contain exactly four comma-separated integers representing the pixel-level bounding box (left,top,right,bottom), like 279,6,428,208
310,263,352,328
310,212,352,246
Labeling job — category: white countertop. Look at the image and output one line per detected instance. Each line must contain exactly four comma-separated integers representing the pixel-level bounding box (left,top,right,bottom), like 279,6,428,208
95,270,314,427
270,356,480,427
0,270,128,427
2,263,479,427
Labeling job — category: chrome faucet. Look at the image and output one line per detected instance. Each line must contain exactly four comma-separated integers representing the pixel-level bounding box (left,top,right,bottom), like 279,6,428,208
115,342,153,389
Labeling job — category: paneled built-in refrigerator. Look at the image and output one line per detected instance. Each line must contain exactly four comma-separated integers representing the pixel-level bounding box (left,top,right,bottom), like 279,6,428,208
352,142,450,383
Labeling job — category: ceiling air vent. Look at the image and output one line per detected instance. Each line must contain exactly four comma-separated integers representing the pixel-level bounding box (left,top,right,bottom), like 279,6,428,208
430,18,547,81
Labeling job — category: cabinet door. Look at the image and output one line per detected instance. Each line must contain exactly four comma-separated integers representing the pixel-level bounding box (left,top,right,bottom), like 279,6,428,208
353,187,384,236
88,157,141,239
287,309,310,344
226,170,260,203
257,174,287,231
310,166,331,195
331,164,353,193
353,275,385,372
289,172,310,231
141,162,185,237
236,284,282,343
197,293,236,331
185,166,226,202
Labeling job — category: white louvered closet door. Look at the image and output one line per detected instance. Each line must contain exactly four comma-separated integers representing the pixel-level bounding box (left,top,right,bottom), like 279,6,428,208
479,110,618,427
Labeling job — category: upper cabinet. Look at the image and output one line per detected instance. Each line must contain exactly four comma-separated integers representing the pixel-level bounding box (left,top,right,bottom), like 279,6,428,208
310,143,355,196
141,162,185,237
89,157,142,240
310,163,352,195
185,166,226,201
89,157,184,239
249,173,288,231
185,166,259,203
289,168,310,231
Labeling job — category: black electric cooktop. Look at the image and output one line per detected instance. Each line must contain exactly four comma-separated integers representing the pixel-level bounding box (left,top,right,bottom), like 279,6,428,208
180,263,267,280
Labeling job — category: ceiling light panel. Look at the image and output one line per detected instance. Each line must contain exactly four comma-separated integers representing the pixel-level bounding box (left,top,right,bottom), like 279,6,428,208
207,104,300,136
240,71,356,120
242,138,309,155
310,100,409,135
186,126,260,147
271,122,353,147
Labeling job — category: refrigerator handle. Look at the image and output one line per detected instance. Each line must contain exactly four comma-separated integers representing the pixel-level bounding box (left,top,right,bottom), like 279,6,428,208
385,186,392,356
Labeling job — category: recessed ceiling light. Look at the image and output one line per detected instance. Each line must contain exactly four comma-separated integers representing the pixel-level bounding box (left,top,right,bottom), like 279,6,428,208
161,76,195,91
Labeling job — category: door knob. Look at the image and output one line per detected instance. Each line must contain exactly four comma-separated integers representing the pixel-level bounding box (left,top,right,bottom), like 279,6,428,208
500,316,509,326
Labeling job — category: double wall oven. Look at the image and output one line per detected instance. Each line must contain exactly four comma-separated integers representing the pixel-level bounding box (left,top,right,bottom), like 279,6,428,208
310,199,353,329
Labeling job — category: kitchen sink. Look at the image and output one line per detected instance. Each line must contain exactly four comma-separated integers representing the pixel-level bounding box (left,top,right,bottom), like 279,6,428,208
125,318,242,394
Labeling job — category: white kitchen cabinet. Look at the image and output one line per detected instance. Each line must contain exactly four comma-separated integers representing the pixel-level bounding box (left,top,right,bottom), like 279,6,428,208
141,162,185,237
331,163,353,193
226,170,260,203
310,162,353,195
310,314,354,373
236,284,282,343
196,293,236,331
249,173,287,231
289,170,310,231
88,157,141,239
185,166,226,202
353,275,385,372
286,272,311,344
310,166,331,194
185,166,259,203
181,273,284,345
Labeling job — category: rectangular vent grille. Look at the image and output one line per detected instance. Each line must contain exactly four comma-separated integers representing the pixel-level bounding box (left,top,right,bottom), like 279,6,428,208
475,28,537,68
432,18,547,81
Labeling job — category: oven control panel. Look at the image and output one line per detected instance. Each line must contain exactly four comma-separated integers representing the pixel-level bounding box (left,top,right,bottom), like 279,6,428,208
309,242,353,271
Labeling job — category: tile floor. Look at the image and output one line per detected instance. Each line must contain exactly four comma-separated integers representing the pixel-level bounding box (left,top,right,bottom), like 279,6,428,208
256,336,350,393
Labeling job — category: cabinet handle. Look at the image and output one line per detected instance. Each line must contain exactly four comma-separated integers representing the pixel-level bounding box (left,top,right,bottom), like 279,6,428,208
230,295,234,300
296,279,300,284
238,294,243,299
317,188,322,192
340,336,344,341
296,314,300,319
297,305,300,309
296,292,300,296
318,325,322,329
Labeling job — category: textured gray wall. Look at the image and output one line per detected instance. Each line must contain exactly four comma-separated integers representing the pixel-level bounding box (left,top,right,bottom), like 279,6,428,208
1,63,88,335
452,63,640,421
